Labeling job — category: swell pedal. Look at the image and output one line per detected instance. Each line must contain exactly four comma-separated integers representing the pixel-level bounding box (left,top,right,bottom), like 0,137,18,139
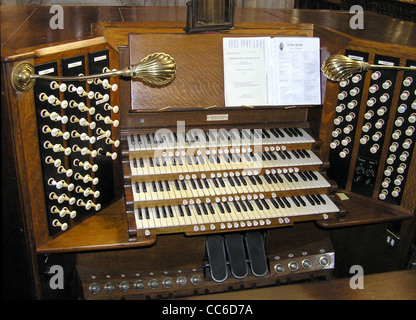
245,231,269,277
224,233,249,279
206,235,228,282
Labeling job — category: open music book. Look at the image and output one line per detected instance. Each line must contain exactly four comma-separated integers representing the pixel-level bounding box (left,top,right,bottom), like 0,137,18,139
223,37,321,107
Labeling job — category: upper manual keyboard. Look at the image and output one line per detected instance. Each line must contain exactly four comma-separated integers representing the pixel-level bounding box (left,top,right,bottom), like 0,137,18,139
126,127,315,155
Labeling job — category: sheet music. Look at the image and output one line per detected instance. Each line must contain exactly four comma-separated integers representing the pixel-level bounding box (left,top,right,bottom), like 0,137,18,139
272,37,321,105
223,37,271,107
223,37,321,107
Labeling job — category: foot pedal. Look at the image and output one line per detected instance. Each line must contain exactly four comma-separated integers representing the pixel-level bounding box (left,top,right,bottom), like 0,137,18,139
206,235,228,282
245,231,269,277
224,233,249,279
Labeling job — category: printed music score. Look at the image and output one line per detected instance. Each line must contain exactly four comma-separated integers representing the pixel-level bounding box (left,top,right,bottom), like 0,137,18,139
223,37,321,107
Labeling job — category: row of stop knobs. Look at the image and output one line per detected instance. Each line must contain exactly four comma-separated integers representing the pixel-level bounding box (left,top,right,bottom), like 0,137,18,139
88,274,203,295
274,255,331,274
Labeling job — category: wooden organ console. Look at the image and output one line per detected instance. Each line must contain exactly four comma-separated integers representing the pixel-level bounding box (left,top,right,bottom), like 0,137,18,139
2,7,416,300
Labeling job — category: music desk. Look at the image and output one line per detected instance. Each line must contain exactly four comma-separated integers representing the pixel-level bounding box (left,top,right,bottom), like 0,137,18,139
183,270,416,300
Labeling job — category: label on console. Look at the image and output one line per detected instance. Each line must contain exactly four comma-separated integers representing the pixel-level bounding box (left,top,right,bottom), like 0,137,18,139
207,114,229,121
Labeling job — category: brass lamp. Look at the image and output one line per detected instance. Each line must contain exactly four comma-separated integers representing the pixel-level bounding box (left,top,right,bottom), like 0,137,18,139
12,52,176,92
321,54,416,82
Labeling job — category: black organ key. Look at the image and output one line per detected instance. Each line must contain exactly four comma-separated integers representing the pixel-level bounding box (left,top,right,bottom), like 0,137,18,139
264,174,272,184
197,178,203,189
311,194,321,205
240,176,248,186
316,194,326,204
289,172,298,182
261,199,269,209
284,173,292,183
298,171,308,181
301,149,310,158
297,196,306,206
164,180,170,191
303,171,313,181
208,203,215,215
224,202,231,213
275,174,284,183
219,177,225,187
195,204,202,215
283,128,293,137
293,127,303,136
282,197,291,208
245,200,253,211
201,203,209,215
217,202,225,214
291,196,300,207
137,208,143,220
185,205,192,216
270,198,279,208
161,206,167,218
255,199,263,210
305,195,315,206
238,201,247,211
275,197,285,208
178,205,185,217
288,127,298,137
167,206,174,218
233,201,241,212
309,171,318,180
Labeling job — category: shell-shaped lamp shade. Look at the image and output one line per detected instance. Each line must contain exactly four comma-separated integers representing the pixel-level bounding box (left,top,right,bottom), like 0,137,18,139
130,52,177,86
321,54,367,82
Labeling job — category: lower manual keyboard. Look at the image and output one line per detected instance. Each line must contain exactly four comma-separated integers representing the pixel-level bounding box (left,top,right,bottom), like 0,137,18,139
133,194,339,236
132,171,331,206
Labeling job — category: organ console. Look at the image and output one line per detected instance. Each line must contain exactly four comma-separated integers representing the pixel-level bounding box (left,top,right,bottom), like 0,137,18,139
2,6,416,300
